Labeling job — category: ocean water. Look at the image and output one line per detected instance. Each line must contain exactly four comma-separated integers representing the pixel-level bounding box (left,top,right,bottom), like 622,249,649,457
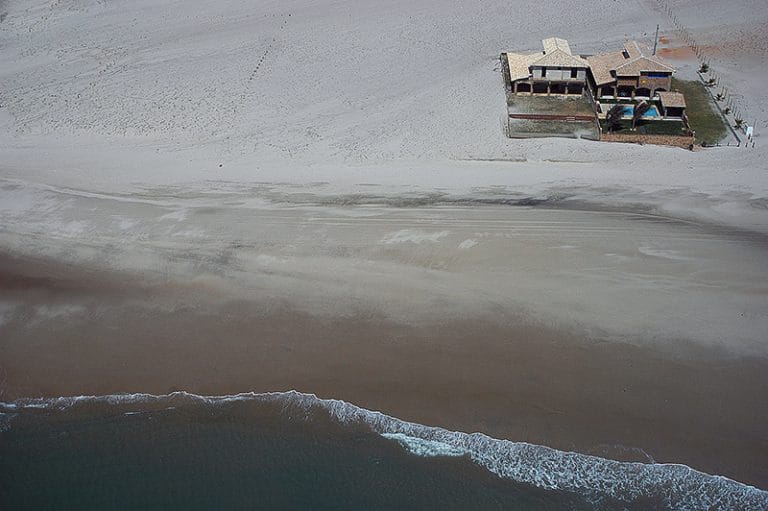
1,392,766,511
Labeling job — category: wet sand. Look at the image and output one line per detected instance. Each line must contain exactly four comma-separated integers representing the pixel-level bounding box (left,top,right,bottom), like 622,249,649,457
1,253,767,489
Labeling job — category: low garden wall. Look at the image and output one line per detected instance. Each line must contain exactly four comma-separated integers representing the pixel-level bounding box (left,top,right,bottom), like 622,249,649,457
509,113,595,121
600,132,695,149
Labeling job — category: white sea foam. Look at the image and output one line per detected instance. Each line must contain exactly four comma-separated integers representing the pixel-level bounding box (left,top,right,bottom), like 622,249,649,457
382,432,467,457
3,391,767,511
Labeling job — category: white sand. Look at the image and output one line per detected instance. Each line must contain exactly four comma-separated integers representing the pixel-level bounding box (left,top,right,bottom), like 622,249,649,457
0,0,766,227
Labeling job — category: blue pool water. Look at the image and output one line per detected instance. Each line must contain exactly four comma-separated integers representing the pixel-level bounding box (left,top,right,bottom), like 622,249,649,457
621,105,659,117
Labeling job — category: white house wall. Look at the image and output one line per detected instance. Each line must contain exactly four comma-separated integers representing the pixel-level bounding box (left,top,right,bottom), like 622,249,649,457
531,67,586,80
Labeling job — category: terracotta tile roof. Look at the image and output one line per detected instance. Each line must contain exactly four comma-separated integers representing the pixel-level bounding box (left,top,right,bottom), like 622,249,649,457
586,51,625,86
587,41,675,84
657,91,686,109
542,37,572,55
506,38,671,85
537,37,588,68
615,56,674,76
505,38,588,82
506,52,536,81
532,49,588,68
624,40,648,59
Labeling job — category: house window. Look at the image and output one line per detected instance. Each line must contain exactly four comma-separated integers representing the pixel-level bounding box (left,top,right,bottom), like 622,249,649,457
541,67,546,77
571,68,578,79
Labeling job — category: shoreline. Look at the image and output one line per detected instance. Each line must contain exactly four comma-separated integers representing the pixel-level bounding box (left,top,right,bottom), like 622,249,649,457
2,252,767,488
5,390,767,509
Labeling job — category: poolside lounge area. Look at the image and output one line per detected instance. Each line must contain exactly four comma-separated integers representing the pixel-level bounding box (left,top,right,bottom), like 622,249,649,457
596,94,686,121
598,103,661,119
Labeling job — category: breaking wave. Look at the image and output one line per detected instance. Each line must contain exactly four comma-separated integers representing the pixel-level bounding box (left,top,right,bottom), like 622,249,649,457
381,432,468,457
2,390,767,511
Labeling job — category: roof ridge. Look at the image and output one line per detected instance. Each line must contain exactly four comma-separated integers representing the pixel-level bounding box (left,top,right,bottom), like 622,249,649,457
615,55,675,72
530,48,588,67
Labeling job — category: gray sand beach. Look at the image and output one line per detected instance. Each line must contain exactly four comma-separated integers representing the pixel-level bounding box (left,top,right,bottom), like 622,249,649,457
2,197,767,488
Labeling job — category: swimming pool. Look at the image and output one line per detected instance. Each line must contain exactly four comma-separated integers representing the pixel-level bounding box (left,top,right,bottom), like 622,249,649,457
602,103,661,118
621,104,660,117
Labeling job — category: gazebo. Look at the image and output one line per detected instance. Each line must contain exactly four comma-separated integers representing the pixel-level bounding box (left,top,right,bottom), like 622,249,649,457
657,91,686,118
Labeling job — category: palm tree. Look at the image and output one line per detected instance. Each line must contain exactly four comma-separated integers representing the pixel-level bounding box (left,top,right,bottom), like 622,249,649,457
605,104,624,133
632,101,651,130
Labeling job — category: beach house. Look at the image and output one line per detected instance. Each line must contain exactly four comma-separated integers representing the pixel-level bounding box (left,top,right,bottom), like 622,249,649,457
587,41,675,100
505,38,589,96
